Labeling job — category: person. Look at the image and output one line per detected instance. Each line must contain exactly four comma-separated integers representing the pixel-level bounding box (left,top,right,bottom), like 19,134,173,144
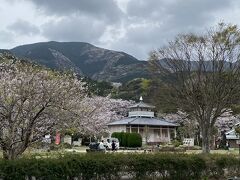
111,140,116,151
226,141,230,150
98,140,105,151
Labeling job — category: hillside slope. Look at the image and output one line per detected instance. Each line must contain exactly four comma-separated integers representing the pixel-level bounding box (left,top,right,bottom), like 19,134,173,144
10,41,149,82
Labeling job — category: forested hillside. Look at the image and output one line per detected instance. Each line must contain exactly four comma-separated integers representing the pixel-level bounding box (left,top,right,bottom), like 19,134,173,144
7,41,149,82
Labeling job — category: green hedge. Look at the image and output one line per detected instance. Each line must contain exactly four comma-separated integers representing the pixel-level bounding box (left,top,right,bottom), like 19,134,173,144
111,132,122,146
111,132,142,147
127,133,142,147
0,153,239,179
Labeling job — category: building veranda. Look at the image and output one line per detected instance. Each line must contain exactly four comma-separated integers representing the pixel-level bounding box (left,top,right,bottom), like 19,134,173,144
108,98,178,145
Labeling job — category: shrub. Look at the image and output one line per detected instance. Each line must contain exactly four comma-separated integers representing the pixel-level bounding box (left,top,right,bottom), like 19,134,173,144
0,153,238,179
119,132,125,146
111,132,124,146
111,132,122,145
112,132,142,147
127,133,142,147
122,132,129,147
179,145,202,150
72,133,82,141
171,139,182,147
49,143,72,151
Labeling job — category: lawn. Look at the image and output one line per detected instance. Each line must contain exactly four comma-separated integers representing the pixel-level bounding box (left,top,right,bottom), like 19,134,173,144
0,146,239,159
186,148,239,155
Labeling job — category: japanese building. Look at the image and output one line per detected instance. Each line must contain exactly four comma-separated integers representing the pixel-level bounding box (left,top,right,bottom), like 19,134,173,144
225,122,240,148
107,97,178,145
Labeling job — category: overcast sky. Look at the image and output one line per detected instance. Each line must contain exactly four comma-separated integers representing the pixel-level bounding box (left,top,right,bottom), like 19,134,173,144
0,0,240,60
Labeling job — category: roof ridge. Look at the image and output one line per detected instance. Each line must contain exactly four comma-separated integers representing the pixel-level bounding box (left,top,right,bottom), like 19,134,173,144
128,117,139,124
107,117,179,126
225,129,235,134
129,101,155,108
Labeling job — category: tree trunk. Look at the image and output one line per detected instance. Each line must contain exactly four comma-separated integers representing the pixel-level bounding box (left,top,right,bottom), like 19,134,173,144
201,126,211,154
2,148,17,160
2,143,28,160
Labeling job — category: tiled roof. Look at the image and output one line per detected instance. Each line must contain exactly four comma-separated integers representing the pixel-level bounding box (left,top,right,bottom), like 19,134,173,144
129,101,155,109
107,117,178,127
225,129,239,140
225,123,240,140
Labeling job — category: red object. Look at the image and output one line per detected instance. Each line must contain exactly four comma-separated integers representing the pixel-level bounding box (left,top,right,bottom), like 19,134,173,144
55,132,60,145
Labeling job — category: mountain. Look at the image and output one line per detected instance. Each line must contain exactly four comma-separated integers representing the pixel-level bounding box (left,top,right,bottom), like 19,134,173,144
8,41,149,82
0,49,11,54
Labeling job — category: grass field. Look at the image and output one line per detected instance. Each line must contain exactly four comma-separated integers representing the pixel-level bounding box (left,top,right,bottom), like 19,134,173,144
0,146,239,159
186,149,239,155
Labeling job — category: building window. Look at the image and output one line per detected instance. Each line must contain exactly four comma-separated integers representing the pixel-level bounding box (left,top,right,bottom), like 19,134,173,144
162,129,168,138
131,127,138,133
154,129,161,138
139,128,144,136
126,127,138,133
170,129,175,139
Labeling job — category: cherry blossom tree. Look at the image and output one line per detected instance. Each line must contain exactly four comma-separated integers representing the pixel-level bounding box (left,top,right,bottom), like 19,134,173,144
72,96,133,137
162,111,198,140
215,110,239,132
0,54,86,159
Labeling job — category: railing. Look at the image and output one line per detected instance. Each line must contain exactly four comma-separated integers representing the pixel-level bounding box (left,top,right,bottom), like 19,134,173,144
128,111,154,118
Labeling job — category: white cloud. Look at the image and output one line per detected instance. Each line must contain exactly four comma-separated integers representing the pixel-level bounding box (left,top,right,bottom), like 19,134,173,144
0,0,239,59
42,15,106,43
7,19,40,35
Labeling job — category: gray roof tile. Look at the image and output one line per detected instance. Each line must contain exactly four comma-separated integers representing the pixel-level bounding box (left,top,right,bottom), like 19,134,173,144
108,117,178,127
129,101,155,109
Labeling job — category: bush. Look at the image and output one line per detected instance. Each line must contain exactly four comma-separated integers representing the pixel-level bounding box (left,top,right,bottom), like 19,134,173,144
171,140,182,147
111,132,122,145
179,145,202,150
0,153,238,179
127,133,142,147
112,132,142,147
122,132,129,147
49,143,72,151
72,133,81,141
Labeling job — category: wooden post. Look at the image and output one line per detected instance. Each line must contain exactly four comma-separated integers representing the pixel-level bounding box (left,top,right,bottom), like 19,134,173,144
167,127,170,142
238,137,240,156
160,128,162,142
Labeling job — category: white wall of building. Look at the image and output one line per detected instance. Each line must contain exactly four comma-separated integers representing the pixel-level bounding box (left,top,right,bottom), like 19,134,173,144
108,125,175,144
144,128,171,143
129,111,154,118
108,125,126,136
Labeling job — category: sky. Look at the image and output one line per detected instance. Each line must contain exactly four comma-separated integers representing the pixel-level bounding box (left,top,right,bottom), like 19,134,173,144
0,0,240,60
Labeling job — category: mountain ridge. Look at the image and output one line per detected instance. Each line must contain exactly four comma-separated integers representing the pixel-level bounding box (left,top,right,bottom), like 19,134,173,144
1,41,148,82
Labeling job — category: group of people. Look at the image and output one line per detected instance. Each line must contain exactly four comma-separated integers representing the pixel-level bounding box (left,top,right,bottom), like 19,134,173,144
99,140,116,151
